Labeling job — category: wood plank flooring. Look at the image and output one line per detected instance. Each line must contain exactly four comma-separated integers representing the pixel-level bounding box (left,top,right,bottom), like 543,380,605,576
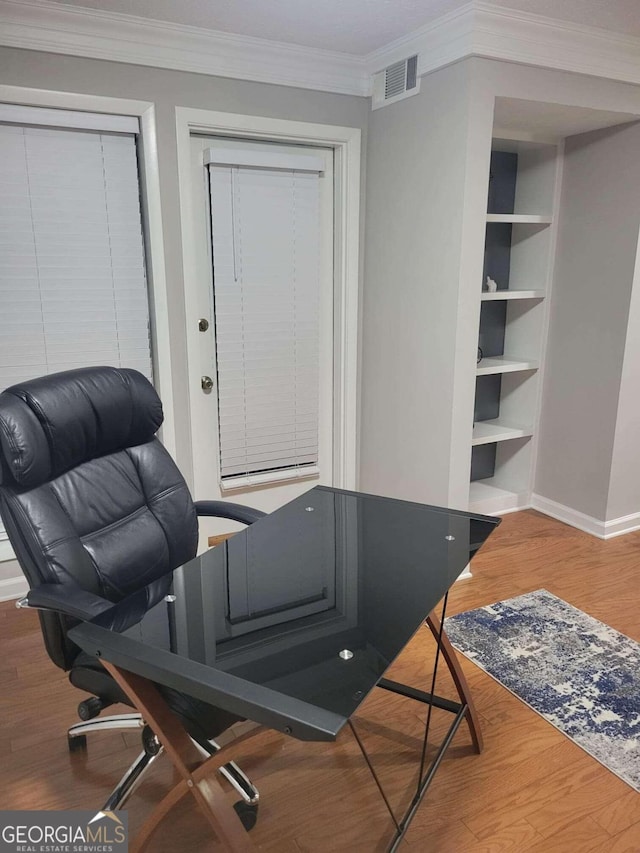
1,509,639,851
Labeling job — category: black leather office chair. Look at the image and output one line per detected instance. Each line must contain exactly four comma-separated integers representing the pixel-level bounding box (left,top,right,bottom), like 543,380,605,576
0,366,265,827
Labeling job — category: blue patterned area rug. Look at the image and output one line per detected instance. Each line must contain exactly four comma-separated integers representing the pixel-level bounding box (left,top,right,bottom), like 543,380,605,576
445,589,640,792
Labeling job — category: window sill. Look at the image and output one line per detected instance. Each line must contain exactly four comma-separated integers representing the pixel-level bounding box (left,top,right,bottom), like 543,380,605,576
220,466,320,492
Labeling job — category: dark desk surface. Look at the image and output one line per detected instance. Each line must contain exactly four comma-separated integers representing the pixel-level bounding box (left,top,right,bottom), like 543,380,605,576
70,487,499,742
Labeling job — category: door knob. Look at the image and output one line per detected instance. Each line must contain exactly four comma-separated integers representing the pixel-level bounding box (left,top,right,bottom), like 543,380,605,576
201,376,213,392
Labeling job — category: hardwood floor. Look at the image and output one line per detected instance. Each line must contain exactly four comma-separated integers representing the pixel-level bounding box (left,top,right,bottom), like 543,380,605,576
1,509,639,851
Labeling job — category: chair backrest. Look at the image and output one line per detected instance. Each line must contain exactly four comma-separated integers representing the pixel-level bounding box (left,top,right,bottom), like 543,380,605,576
0,366,198,669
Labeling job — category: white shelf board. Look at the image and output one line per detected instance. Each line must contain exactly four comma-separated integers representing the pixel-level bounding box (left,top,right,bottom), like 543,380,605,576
472,420,533,446
469,479,529,515
481,289,545,301
486,214,552,224
476,356,538,375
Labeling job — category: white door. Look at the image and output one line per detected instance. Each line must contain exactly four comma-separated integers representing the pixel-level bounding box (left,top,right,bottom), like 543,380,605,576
188,135,335,542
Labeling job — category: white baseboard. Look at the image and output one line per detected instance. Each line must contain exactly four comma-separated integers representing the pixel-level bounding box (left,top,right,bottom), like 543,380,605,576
0,574,28,602
457,563,473,581
531,494,640,540
600,512,640,538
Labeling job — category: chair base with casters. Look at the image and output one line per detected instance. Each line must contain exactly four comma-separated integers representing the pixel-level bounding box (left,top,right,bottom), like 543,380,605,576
18,596,260,829
99,659,267,853
67,710,260,828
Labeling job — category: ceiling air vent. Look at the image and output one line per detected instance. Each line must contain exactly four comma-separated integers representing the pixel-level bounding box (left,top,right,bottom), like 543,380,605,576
372,55,420,110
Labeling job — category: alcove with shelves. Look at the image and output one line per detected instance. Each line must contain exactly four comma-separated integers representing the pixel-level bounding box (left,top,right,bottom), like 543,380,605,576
470,137,558,514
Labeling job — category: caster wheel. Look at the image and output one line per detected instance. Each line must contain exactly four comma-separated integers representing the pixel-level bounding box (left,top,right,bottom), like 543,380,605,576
233,801,258,832
142,725,162,757
77,697,103,721
68,733,87,753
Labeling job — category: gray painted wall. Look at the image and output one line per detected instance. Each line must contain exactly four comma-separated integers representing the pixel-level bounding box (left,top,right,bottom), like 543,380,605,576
4,47,640,547
608,232,640,521
361,56,640,520
0,46,369,486
0,560,21,583
535,122,640,520
359,60,474,506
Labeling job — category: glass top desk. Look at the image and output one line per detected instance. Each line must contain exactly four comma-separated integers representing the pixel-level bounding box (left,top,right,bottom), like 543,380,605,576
69,486,500,851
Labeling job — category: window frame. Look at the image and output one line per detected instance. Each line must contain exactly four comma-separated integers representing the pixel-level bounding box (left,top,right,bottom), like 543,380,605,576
0,86,172,563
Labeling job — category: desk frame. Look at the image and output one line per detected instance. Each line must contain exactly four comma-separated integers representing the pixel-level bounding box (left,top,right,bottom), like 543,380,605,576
100,600,481,852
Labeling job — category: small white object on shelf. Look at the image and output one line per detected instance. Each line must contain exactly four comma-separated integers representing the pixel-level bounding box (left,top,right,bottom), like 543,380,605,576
486,276,498,292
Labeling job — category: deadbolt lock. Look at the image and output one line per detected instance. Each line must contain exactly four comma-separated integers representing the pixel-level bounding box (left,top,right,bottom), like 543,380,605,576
201,376,213,392
198,318,209,332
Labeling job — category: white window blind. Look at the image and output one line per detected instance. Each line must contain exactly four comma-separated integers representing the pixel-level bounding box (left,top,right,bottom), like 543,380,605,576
0,119,152,541
207,153,322,484
0,123,152,389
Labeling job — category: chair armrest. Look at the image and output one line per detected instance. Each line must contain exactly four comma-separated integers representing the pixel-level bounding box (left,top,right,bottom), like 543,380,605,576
194,500,266,526
23,583,113,622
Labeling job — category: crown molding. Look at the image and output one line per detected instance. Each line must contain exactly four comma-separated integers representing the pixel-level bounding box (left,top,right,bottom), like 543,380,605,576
366,1,640,87
366,2,476,78
0,0,370,96
1,0,640,97
472,3,640,86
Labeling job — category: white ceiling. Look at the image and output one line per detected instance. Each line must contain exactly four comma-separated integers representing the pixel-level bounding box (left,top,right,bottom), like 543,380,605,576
37,0,640,55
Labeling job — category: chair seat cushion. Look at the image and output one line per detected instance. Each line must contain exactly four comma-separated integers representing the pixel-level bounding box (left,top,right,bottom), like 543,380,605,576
70,653,243,741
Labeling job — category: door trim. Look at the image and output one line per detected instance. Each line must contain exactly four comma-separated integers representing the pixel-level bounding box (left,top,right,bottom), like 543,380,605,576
175,107,361,492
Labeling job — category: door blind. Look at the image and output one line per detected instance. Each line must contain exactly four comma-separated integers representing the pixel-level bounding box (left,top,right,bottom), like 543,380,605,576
207,156,322,484
0,121,152,539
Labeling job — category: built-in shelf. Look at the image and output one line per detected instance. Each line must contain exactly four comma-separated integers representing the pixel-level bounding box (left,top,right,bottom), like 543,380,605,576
481,289,544,301
470,139,557,515
486,213,552,224
472,419,533,446
469,479,515,505
476,356,538,375
469,479,529,514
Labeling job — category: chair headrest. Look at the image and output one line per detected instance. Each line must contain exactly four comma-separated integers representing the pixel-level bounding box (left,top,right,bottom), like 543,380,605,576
0,367,163,488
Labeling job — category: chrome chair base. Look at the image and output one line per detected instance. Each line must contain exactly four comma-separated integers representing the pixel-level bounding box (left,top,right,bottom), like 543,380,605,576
68,713,144,739
67,713,260,816
201,738,260,806
102,748,162,811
